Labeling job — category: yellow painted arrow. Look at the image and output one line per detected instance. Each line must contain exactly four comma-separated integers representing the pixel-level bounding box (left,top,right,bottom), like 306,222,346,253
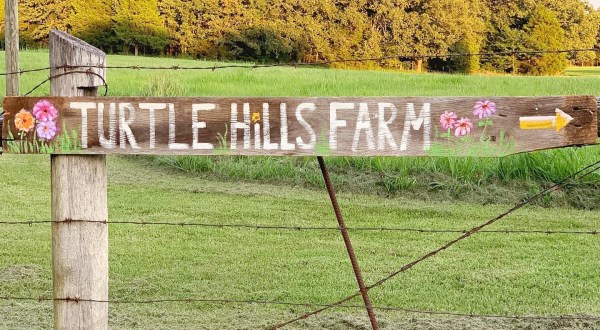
519,109,574,132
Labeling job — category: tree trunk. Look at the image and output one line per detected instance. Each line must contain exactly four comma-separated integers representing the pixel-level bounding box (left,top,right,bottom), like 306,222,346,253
512,55,516,74
416,59,423,72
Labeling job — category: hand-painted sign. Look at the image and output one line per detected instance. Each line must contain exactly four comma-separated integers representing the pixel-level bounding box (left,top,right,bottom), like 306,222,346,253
2,96,597,157
519,109,573,131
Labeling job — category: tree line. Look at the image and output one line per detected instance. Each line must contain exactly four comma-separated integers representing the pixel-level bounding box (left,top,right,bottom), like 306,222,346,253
1,0,599,75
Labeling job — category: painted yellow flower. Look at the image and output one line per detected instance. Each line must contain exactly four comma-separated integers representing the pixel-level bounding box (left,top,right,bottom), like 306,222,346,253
252,112,261,123
15,109,35,132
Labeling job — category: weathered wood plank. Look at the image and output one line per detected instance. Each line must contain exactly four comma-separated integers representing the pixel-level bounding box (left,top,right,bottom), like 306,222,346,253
4,0,19,96
3,96,597,157
49,30,108,330
49,30,106,96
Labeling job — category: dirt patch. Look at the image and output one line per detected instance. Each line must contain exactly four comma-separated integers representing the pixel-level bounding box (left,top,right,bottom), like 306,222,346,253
292,313,600,330
0,264,40,281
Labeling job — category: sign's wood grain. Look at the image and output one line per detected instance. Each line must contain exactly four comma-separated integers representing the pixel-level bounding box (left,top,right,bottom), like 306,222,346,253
3,96,597,157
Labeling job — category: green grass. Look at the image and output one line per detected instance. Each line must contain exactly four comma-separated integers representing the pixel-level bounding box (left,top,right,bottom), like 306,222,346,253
564,66,600,77
1,155,599,329
156,145,600,209
1,50,600,97
1,51,600,328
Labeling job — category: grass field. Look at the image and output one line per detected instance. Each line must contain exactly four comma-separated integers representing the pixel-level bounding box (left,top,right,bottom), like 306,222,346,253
1,51,600,329
5,50,600,97
1,155,599,329
4,50,600,207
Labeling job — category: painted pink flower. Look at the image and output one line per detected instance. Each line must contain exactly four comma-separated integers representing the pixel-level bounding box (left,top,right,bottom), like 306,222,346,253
439,111,458,130
454,118,473,137
36,120,58,141
32,100,58,122
473,100,496,119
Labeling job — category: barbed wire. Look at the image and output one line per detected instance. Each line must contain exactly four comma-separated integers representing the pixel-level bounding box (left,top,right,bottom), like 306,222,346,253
22,70,109,97
1,296,598,322
2,45,599,329
0,162,598,329
266,159,600,329
0,48,598,77
0,219,597,236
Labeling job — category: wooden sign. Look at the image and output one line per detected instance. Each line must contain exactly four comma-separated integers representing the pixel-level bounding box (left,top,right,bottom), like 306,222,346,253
2,96,597,157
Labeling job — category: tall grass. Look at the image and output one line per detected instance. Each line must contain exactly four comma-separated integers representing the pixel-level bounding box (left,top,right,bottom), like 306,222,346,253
3,50,600,98
159,144,600,186
153,145,600,209
141,72,188,97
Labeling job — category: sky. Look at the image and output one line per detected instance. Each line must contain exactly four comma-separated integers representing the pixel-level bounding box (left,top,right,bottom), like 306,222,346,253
589,0,600,8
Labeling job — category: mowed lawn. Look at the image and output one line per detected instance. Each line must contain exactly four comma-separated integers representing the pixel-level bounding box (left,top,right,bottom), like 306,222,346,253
1,156,599,329
1,51,600,329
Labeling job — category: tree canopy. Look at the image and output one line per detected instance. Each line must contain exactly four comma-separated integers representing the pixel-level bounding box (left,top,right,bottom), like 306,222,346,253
1,0,599,74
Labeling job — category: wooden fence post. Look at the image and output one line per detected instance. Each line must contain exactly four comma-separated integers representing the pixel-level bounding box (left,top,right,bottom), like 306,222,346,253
4,0,19,96
596,97,600,137
49,30,108,330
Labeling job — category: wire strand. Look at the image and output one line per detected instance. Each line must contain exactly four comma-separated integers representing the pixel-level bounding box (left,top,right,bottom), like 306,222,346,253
0,219,597,236
22,71,109,96
266,159,600,329
0,296,598,322
1,48,598,76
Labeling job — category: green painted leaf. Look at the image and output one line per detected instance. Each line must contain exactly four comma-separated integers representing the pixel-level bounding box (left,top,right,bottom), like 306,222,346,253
315,130,331,156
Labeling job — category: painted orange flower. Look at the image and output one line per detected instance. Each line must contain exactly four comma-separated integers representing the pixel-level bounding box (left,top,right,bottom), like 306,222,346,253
15,109,35,132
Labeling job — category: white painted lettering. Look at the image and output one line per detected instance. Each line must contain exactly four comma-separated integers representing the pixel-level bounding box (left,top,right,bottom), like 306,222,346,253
279,103,295,151
330,102,352,150
377,103,399,151
400,103,431,151
262,103,279,150
168,103,189,150
191,103,215,150
118,103,140,149
230,103,251,149
254,123,261,149
295,103,316,150
98,103,117,149
139,103,166,149
352,103,375,152
70,102,94,149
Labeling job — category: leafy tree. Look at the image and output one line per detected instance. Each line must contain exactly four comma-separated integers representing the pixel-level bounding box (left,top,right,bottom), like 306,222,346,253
69,0,116,52
481,0,598,73
521,5,567,75
543,0,600,65
4,0,599,74
113,0,168,55
480,0,534,73
420,0,489,73
222,25,302,63
20,0,72,43
0,2,4,48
